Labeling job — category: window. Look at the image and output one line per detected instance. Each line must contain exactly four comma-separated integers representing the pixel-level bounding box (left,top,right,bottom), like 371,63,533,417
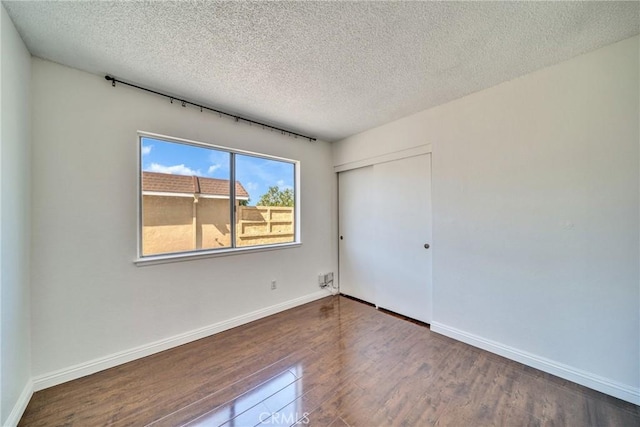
138,133,298,262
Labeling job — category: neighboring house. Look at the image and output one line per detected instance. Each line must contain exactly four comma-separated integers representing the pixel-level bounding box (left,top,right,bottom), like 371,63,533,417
141,172,294,255
142,172,250,255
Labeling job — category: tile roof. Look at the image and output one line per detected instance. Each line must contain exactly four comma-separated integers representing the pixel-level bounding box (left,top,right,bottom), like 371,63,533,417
142,172,249,199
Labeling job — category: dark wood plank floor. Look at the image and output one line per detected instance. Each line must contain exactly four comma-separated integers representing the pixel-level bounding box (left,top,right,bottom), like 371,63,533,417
20,295,639,426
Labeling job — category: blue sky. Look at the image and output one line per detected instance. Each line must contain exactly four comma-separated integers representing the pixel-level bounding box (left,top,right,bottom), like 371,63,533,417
141,137,294,204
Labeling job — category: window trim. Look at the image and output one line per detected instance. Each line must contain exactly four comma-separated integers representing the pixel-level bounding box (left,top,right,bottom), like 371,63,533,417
135,131,301,265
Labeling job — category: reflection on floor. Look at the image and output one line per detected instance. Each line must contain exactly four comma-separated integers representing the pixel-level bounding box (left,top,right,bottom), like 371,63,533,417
20,295,640,426
166,367,303,427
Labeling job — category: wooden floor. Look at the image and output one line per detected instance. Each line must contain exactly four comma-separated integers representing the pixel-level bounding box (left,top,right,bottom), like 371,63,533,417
20,295,639,426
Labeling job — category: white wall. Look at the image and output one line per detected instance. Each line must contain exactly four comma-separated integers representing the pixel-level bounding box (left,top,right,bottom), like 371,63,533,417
30,59,336,385
1,5,33,425
334,36,639,403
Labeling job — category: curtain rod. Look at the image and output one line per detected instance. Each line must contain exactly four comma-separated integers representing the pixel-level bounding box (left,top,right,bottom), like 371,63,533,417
104,75,316,142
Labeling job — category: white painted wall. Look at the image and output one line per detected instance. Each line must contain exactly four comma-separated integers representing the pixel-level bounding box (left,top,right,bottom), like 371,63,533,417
30,59,336,383
334,36,640,403
1,5,33,425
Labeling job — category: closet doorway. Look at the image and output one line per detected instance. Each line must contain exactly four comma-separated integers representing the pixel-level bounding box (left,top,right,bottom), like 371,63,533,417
338,153,432,323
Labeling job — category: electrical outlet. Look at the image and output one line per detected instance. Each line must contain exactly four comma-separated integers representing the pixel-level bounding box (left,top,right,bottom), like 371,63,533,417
271,280,277,290
318,274,325,286
327,272,334,282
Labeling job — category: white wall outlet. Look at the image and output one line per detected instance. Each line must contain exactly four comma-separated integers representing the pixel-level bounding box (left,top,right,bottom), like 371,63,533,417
271,280,277,290
318,274,325,286
327,272,334,282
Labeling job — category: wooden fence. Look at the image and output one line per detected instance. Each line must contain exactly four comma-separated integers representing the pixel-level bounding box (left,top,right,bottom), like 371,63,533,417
236,206,294,247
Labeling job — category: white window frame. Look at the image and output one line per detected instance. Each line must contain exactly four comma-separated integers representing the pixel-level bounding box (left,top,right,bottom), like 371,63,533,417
135,131,301,266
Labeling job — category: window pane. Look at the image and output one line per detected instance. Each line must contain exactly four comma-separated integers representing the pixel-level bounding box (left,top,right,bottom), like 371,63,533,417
235,154,295,247
140,137,231,255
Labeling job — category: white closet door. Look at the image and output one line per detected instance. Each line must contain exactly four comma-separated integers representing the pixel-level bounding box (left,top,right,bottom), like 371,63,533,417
338,166,376,304
337,153,432,323
373,154,432,323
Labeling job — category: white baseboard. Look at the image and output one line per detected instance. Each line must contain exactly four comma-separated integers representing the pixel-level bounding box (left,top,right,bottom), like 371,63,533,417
33,290,331,392
4,379,33,427
430,322,640,405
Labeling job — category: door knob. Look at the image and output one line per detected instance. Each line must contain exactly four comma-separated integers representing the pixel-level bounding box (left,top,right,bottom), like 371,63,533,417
424,243,430,249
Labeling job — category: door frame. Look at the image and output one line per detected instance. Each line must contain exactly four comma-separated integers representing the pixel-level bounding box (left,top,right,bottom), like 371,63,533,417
334,144,431,173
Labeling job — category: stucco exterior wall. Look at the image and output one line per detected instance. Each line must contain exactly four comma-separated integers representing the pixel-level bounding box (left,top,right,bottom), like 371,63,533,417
142,195,193,255
197,198,232,249
142,196,293,254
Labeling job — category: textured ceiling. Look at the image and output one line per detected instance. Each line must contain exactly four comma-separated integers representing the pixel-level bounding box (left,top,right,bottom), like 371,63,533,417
3,1,639,142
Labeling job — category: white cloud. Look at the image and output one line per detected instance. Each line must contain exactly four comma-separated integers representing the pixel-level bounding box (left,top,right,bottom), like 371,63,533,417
207,164,221,175
246,182,259,191
148,163,201,176
141,145,152,156
276,180,293,190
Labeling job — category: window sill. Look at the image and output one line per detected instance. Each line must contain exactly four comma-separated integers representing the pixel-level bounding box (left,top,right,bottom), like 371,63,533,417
134,242,302,266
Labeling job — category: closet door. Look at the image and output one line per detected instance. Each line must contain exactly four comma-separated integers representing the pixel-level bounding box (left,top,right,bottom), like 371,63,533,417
338,153,432,323
338,166,376,304
373,154,432,323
